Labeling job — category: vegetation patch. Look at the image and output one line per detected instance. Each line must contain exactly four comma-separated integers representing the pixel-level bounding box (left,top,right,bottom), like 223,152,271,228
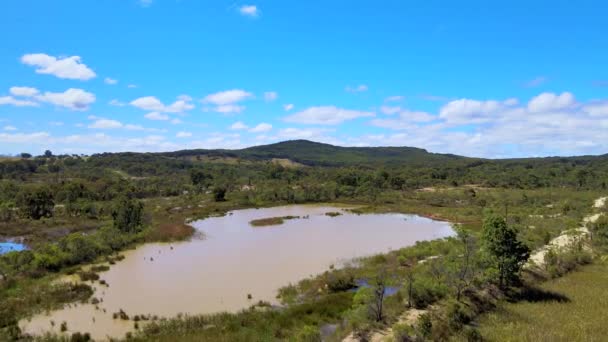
249,215,300,227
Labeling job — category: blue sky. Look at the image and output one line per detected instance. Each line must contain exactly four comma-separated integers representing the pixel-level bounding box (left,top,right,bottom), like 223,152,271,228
1,0,607,157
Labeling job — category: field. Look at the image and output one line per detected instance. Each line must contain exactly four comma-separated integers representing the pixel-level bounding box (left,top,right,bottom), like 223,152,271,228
473,262,608,342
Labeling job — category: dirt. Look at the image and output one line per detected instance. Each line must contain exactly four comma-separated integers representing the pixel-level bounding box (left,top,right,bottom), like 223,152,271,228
528,196,605,268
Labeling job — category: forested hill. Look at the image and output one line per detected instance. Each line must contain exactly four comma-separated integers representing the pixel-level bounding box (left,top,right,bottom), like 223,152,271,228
161,140,467,166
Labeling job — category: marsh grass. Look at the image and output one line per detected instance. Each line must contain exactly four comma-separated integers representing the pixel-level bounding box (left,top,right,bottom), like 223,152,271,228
249,215,300,227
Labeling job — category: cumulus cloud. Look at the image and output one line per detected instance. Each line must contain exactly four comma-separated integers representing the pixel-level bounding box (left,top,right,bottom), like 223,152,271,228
10,86,39,97
283,104,294,111
345,84,368,93
176,131,192,138
230,121,248,130
131,95,194,113
439,98,517,124
583,101,608,117
109,99,126,106
144,112,169,121
21,53,96,80
239,5,259,17
264,91,278,102
249,123,272,133
3,125,17,131
203,89,253,105
36,88,96,111
104,77,118,85
89,119,123,129
284,106,375,125
527,92,575,113
202,89,253,113
0,96,39,107
371,109,435,129
87,117,160,132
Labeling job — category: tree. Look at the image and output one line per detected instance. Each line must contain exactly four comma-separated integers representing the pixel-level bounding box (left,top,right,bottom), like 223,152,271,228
213,186,227,202
481,215,530,288
190,169,212,191
449,227,477,301
112,195,144,233
44,150,53,158
16,187,54,220
20,153,32,159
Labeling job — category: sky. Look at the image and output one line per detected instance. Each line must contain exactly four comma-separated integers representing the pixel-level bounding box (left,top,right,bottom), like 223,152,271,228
0,0,607,158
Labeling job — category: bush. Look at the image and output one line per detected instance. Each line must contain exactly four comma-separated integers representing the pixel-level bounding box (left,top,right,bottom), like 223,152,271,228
326,272,356,292
410,277,448,308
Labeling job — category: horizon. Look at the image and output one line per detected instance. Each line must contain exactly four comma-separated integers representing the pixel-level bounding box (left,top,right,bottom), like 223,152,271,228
1,1,607,158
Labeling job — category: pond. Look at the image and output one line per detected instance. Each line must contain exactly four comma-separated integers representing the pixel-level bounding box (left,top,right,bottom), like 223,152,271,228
20,205,454,340
0,241,26,254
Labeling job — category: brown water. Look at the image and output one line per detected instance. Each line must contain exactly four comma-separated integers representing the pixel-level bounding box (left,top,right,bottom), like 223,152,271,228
20,205,453,340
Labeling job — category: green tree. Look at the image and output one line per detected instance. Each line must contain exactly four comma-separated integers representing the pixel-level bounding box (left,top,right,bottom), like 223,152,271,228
190,169,213,191
112,196,144,233
448,227,477,301
481,215,530,288
16,187,54,220
213,186,227,202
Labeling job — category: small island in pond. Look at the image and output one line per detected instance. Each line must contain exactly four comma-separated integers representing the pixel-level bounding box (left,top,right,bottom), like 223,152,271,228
249,215,300,227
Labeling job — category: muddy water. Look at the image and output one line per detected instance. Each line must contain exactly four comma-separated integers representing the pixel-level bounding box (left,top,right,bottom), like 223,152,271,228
20,205,453,340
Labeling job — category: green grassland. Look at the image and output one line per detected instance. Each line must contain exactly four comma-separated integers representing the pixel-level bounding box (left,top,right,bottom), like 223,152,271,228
473,262,608,342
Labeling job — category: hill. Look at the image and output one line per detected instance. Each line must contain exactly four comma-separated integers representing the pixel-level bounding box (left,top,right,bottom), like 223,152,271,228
162,140,467,166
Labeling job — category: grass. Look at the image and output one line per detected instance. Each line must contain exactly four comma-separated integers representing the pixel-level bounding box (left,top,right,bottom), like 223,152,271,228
249,216,300,227
474,262,608,342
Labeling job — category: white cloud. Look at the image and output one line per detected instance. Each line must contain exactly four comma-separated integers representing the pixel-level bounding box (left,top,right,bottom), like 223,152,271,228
214,104,245,114
131,96,164,111
170,118,183,124
128,84,138,88
239,5,259,17
176,131,192,138
345,84,368,93
584,101,608,117
109,99,126,106
144,112,169,121
36,88,96,111
284,106,375,125
202,89,253,113
249,123,272,133
21,53,96,80
139,0,153,7
230,121,248,130
10,86,39,97
203,89,253,105
371,109,435,129
380,105,401,115
88,119,123,129
385,95,404,102
104,77,118,85
131,95,194,113
284,104,294,111
264,91,278,102
439,98,517,124
3,125,17,131
527,92,575,113
0,132,50,144
0,96,39,107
